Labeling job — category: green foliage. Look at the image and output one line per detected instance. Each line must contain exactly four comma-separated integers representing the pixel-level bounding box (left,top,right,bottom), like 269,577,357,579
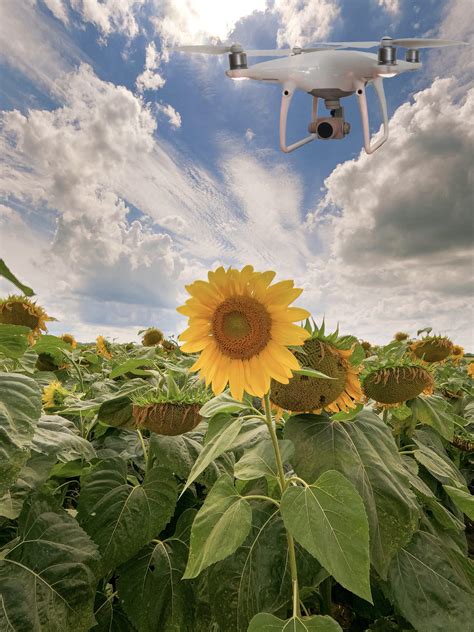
0,327,472,631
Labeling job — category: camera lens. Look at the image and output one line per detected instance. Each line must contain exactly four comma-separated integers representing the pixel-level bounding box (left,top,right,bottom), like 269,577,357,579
317,122,333,139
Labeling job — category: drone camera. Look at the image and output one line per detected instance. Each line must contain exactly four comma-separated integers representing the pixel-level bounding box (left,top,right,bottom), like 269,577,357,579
308,117,350,140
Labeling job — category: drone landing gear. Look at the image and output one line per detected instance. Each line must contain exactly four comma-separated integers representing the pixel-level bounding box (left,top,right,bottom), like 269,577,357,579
279,86,318,153
355,77,389,154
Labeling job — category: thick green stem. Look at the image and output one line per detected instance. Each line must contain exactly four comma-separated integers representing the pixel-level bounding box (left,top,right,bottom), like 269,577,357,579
263,392,300,618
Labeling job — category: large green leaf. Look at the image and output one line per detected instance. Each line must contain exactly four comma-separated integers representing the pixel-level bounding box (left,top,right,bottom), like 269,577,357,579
0,372,42,497
408,395,454,441
77,457,177,576
386,531,474,632
31,414,96,462
0,495,99,632
443,483,474,520
284,412,419,577
248,613,342,631
280,470,371,602
183,474,252,579
207,501,327,631
200,392,249,417
92,593,132,632
118,530,194,631
33,335,71,365
0,258,34,295
0,454,55,520
234,439,294,480
181,416,242,493
413,443,465,485
0,324,30,358
109,357,155,379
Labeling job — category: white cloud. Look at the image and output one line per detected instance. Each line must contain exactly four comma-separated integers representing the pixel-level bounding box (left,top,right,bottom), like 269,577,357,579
0,1,82,94
156,103,182,128
150,0,266,46
43,0,70,24
305,78,474,347
136,41,166,92
273,0,340,48
69,0,146,38
245,128,255,142
377,0,400,15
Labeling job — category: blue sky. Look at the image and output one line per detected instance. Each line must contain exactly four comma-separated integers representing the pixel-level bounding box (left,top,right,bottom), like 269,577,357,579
0,0,473,347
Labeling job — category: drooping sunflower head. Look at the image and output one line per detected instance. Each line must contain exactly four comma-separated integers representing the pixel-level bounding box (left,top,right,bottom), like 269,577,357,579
450,345,464,363
410,335,454,363
177,265,310,400
61,333,77,349
42,380,69,409
162,339,178,353
362,362,433,406
360,340,372,351
142,327,164,347
394,331,409,342
270,322,363,415
96,335,113,359
0,295,54,341
36,352,60,372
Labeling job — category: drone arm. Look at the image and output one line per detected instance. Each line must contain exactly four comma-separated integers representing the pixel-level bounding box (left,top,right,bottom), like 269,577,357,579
280,86,317,153
356,77,389,154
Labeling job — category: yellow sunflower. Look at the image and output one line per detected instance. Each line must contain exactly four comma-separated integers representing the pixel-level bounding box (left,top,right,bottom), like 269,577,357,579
411,335,453,363
177,266,310,400
42,380,69,409
362,364,433,407
450,345,464,363
61,333,77,349
394,331,409,342
96,335,112,359
467,362,474,378
142,327,164,347
0,295,54,342
270,328,363,415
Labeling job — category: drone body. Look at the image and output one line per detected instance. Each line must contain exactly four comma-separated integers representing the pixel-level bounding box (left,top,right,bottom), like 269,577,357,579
174,38,466,155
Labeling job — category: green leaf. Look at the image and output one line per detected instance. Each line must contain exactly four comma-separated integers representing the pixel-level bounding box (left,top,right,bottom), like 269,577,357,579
235,439,294,480
294,368,335,379
386,531,474,632
183,474,252,579
413,444,464,485
33,335,71,365
97,395,134,428
284,412,420,578
248,613,342,631
77,458,177,576
208,502,327,631
0,372,42,497
0,324,30,358
200,392,249,417
330,403,363,421
280,470,371,602
109,358,155,379
31,414,96,462
0,495,99,632
92,593,131,632
443,483,474,520
118,537,194,631
0,259,34,295
182,416,242,494
0,454,54,520
408,395,454,440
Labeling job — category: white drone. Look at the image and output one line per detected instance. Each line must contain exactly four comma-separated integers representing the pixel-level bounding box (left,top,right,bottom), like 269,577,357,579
174,37,466,154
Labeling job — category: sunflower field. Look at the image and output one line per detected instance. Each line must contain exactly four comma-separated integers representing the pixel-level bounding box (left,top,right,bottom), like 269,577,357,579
0,265,473,632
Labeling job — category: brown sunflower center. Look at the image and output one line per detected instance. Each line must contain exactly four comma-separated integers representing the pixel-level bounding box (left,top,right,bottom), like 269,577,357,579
363,366,433,404
271,339,347,411
211,296,271,359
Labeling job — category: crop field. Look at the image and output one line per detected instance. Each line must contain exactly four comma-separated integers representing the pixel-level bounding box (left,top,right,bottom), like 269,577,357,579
0,264,473,632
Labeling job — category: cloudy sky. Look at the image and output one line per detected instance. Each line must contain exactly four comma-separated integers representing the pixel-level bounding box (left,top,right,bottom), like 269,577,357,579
0,0,473,347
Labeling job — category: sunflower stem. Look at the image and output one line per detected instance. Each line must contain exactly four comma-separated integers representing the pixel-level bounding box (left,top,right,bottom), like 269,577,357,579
263,391,300,618
136,429,149,474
